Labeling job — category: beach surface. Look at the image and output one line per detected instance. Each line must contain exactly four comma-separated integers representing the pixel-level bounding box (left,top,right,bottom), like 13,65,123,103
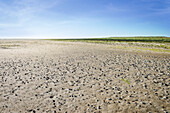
0,40,169,113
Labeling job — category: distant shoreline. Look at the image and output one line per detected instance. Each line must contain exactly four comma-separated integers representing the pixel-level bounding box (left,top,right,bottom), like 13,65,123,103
46,36,170,43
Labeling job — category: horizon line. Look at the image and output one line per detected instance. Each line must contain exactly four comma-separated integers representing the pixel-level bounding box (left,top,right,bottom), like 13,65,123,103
0,35,169,40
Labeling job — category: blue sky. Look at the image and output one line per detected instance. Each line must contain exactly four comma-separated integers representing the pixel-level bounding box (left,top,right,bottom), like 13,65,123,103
0,0,170,39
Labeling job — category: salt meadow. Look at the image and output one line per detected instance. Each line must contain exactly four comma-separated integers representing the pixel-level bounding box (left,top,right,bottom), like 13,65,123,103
0,39,169,113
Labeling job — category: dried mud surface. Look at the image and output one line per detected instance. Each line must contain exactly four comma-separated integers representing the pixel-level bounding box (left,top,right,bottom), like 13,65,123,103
0,40,169,113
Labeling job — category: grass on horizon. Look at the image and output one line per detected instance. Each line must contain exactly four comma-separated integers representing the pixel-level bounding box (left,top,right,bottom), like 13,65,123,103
46,36,170,43
46,36,170,53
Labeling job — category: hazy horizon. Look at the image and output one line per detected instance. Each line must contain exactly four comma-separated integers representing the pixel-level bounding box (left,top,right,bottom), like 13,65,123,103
0,0,170,39
0,35,169,40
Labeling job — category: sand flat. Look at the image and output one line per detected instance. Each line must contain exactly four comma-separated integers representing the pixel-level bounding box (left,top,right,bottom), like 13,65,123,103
0,40,169,113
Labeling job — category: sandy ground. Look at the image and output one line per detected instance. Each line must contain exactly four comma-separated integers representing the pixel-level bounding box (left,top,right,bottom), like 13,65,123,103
0,40,169,113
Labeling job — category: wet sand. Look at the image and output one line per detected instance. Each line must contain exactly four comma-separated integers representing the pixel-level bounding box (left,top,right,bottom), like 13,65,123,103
0,40,169,113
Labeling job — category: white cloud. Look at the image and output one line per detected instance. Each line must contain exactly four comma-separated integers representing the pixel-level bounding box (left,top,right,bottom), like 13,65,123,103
13,0,60,15
0,0,62,27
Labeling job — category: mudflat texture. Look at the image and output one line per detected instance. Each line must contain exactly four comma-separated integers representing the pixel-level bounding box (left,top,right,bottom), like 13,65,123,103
0,40,169,113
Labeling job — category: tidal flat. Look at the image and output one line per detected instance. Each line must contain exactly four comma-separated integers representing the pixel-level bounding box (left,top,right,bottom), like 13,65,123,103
0,40,169,113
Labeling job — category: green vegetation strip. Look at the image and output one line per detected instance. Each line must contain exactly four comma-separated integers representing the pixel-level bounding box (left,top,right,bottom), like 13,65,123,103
47,36,170,43
46,37,170,53
111,46,170,53
0,44,19,49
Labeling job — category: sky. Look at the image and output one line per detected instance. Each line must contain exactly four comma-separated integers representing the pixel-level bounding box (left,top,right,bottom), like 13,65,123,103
0,0,170,39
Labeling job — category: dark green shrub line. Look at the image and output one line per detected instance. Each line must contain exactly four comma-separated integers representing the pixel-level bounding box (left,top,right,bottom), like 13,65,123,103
46,36,170,43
